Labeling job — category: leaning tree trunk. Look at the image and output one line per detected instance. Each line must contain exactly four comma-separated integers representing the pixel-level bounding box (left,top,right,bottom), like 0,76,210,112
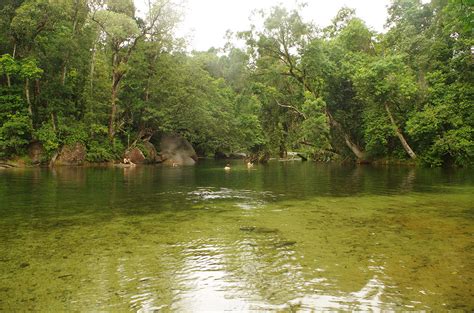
279,50,366,161
384,103,417,159
326,110,366,160
306,85,366,161
342,133,366,160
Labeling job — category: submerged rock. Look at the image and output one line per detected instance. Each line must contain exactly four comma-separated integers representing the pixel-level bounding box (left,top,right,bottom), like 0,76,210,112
239,226,279,234
275,241,297,248
19,262,30,268
239,226,256,232
160,134,198,166
58,274,73,279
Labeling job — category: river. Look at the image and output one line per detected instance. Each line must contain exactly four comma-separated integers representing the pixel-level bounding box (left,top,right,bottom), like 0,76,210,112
0,160,473,311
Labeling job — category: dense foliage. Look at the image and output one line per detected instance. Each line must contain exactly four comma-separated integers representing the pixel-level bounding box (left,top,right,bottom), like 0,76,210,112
0,0,472,166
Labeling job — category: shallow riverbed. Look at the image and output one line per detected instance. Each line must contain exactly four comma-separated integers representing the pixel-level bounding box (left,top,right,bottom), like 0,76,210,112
0,161,473,311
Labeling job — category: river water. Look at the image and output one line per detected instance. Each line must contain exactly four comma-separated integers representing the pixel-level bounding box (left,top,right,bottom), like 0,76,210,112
0,160,473,311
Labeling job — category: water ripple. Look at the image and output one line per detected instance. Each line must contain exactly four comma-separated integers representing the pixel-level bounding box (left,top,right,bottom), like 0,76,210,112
187,187,275,201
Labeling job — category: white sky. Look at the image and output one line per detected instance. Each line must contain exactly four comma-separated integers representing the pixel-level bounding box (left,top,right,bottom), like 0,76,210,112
138,0,394,51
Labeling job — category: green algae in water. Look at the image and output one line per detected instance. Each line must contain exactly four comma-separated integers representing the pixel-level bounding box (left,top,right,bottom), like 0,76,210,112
0,162,473,311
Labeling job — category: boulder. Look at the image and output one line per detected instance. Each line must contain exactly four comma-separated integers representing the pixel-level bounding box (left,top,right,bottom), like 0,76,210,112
160,134,198,166
28,141,45,164
229,152,247,159
214,152,246,159
214,151,228,159
141,141,159,163
55,143,86,166
248,152,270,164
125,147,146,164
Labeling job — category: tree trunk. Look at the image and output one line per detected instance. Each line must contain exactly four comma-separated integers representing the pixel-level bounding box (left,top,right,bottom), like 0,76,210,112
49,151,58,167
51,112,56,132
61,63,67,86
299,80,366,161
144,52,159,102
108,53,124,140
61,1,80,87
108,84,118,139
72,0,79,34
326,110,366,160
25,78,32,116
12,42,17,59
279,144,287,158
343,133,366,160
90,43,96,95
108,46,127,140
35,79,40,97
144,81,150,102
7,42,16,88
384,103,416,159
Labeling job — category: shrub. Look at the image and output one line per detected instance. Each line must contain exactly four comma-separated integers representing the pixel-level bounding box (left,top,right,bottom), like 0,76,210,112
0,113,32,158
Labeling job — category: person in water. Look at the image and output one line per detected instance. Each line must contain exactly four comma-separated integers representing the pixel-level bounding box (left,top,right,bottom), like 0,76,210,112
247,161,254,168
123,157,135,165
224,164,231,170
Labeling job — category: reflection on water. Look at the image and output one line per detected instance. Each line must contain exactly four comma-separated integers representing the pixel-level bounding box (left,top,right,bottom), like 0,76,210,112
173,242,250,311
0,161,473,311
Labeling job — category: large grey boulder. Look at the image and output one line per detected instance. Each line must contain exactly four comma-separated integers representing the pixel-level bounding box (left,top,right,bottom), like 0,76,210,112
142,141,159,163
160,134,198,166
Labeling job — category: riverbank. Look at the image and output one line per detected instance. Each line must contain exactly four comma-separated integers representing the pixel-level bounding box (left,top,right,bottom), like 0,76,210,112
0,156,432,169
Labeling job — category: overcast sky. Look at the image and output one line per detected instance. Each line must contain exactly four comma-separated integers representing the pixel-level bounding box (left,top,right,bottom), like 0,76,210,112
137,0,394,51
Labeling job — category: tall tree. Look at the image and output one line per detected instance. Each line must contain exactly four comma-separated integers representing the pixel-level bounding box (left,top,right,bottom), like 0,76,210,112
354,55,418,159
317,13,376,159
242,6,369,160
90,0,179,139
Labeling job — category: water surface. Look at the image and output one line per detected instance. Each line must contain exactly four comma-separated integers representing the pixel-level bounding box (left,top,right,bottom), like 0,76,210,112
1,161,473,311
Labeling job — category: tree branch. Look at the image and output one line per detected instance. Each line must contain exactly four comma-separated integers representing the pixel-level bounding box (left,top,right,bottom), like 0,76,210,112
272,96,306,119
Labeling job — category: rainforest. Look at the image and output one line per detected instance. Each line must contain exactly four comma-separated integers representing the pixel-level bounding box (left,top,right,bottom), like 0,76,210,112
0,0,472,166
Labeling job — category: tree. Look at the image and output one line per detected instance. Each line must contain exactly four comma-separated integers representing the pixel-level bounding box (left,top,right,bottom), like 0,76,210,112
0,54,18,87
0,0,471,166
90,0,180,139
354,55,418,159
308,12,376,160
18,56,43,119
383,0,473,166
241,6,372,160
